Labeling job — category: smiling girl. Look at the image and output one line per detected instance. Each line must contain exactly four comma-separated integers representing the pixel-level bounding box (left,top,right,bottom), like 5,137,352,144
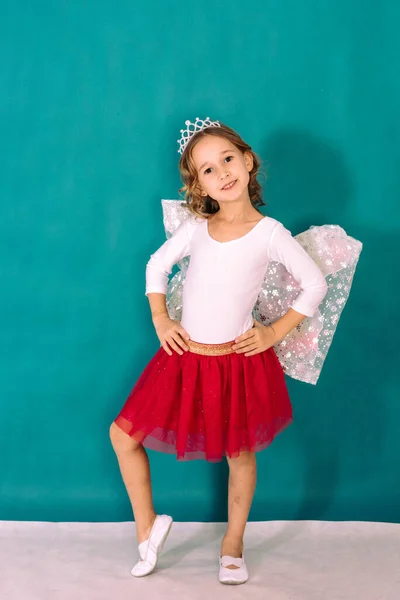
110,118,330,584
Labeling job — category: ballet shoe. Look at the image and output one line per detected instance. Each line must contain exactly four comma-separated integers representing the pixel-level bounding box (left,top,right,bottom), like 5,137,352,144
130,514,173,577
218,551,249,585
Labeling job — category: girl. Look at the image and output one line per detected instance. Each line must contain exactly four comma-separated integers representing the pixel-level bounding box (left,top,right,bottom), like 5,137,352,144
109,117,349,585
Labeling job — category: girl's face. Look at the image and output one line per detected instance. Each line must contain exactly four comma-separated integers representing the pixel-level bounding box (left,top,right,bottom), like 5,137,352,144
191,135,253,204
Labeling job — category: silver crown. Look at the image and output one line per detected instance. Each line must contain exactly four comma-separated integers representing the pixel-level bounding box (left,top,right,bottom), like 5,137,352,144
177,116,221,155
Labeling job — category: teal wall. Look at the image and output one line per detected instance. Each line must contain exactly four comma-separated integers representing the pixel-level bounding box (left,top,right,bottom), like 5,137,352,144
1,1,399,523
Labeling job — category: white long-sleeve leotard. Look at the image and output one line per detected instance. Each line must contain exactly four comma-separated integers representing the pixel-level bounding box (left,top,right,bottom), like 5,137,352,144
145,216,328,344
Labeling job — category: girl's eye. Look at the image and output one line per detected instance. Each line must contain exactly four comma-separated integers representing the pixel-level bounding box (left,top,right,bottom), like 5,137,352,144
203,156,233,175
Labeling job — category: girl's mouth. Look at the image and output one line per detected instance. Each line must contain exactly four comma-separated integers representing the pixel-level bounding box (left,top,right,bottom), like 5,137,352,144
221,179,237,191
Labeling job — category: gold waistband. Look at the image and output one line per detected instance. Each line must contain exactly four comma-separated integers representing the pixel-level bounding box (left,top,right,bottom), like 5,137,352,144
187,339,235,356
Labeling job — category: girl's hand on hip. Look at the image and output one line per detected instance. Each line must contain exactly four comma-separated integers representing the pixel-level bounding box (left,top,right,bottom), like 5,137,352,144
232,320,277,357
153,315,190,356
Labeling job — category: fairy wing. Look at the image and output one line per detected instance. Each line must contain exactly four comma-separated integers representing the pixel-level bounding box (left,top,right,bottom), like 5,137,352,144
253,226,362,384
161,200,190,320
161,200,363,385
162,199,192,239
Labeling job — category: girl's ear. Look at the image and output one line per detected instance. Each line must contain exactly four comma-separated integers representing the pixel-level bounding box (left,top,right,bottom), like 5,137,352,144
196,183,207,197
194,182,208,197
244,151,254,172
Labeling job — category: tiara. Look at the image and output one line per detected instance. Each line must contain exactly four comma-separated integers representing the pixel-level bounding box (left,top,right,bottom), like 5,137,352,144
177,116,221,155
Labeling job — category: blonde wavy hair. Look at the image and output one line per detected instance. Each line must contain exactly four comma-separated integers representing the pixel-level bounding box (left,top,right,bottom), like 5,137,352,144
178,123,266,218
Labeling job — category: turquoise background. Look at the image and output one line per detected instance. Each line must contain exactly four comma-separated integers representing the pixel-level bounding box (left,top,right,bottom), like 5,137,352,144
1,1,399,523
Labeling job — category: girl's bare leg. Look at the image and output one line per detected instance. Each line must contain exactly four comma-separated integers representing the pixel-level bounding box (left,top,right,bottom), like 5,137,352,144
110,422,157,544
221,451,257,569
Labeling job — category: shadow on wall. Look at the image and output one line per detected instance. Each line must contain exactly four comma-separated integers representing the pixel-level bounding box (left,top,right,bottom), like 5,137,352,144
261,128,354,230
262,128,353,522
287,221,398,523
209,129,397,523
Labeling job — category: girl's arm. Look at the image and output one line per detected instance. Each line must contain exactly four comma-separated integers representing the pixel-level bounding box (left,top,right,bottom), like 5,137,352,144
145,218,195,295
147,292,190,355
234,222,328,356
145,219,194,354
267,307,308,343
267,222,328,320
147,292,170,321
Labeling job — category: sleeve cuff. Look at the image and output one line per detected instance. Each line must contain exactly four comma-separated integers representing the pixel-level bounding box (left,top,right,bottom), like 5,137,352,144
290,281,328,318
145,286,167,296
290,298,316,318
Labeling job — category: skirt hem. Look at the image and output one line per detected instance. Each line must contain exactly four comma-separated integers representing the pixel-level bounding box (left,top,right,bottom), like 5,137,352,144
114,414,294,463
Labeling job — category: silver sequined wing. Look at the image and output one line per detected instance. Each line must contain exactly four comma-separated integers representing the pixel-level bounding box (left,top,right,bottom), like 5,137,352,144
161,200,363,385
253,226,362,384
162,199,191,320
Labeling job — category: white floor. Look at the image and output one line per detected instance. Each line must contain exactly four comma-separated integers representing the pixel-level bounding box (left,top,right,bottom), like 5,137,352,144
1,520,399,599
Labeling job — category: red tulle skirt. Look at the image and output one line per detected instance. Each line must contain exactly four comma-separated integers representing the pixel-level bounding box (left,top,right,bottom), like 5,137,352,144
114,341,293,462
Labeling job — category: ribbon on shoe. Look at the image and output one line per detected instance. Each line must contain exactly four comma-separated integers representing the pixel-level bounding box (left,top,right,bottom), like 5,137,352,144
161,199,362,385
131,514,173,578
220,555,244,568
219,554,249,584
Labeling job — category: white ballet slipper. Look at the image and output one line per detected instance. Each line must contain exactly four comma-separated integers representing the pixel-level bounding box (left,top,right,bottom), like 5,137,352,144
219,552,249,585
130,514,173,577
